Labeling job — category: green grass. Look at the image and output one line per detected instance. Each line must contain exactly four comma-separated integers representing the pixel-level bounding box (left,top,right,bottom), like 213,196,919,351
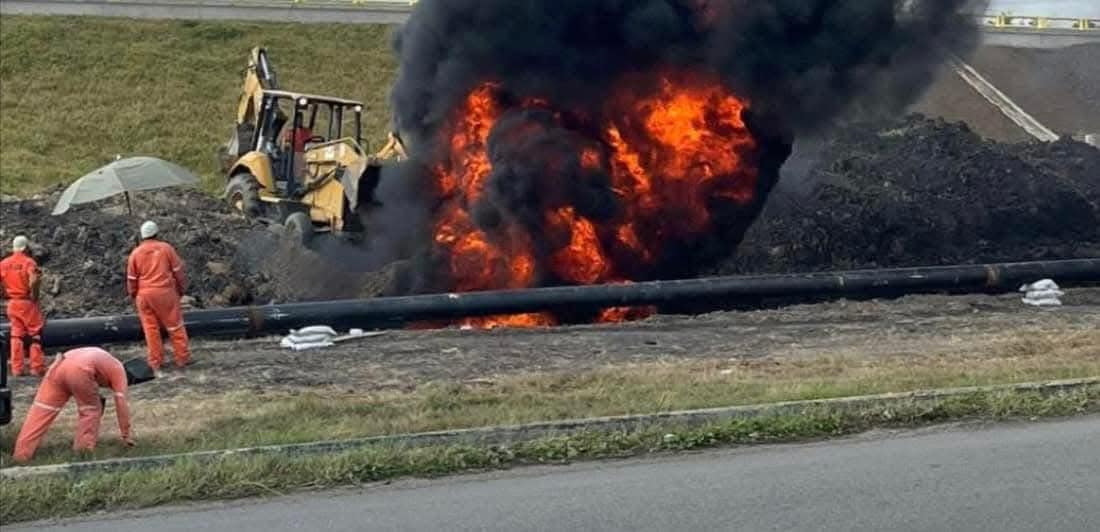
3,329,1098,467
2,387,1097,524
0,15,398,195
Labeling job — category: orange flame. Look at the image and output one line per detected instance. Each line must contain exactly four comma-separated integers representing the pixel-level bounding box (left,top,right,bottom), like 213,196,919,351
547,206,611,285
428,69,757,329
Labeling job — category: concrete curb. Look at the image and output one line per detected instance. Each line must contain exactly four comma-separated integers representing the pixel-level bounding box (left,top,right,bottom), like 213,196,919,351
3,377,1097,480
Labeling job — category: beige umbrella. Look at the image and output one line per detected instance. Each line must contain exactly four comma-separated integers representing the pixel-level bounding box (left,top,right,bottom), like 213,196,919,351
52,156,200,215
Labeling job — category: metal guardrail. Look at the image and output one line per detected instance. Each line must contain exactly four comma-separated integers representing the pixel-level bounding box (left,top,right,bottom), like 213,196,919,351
978,14,1099,31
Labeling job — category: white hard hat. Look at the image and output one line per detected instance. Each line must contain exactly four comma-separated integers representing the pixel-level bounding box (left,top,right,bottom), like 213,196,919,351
140,221,159,239
12,235,29,252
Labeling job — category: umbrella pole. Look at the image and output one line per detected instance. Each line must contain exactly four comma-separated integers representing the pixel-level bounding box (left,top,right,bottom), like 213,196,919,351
124,191,133,215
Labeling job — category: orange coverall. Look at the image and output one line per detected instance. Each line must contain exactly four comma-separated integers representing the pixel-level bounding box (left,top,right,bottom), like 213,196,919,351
13,347,132,463
1,250,46,376
126,239,190,370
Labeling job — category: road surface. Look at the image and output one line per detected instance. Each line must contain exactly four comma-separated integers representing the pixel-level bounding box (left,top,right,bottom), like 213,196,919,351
14,416,1100,531
3,1,1099,48
0,0,412,24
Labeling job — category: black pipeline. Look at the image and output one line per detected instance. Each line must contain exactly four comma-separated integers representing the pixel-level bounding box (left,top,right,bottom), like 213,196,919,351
3,258,1097,348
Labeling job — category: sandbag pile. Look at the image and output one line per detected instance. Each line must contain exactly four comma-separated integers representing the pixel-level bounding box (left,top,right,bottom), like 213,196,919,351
279,325,374,351
1019,279,1065,307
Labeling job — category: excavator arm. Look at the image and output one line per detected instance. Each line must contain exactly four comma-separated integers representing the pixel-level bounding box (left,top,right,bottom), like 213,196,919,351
223,47,281,173
237,47,279,126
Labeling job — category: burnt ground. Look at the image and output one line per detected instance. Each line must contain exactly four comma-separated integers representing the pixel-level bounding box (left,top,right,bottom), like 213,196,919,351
8,288,1095,402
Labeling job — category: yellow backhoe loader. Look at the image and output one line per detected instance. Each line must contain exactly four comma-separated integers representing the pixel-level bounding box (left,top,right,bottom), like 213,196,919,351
220,47,407,244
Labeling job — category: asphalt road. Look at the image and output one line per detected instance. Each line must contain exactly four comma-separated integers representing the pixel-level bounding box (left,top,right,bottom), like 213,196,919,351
0,0,413,24
15,416,1100,532
3,1,1098,50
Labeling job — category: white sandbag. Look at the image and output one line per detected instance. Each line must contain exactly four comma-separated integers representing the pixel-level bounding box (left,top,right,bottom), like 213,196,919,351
1024,288,1064,299
291,326,339,337
1019,278,1064,307
280,335,333,348
285,332,336,344
281,324,338,350
1019,279,1059,292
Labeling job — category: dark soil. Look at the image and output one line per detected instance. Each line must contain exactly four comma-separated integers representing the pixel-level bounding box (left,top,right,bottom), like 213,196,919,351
0,188,278,317
12,288,1093,399
2,119,1097,318
723,115,1100,274
0,187,401,318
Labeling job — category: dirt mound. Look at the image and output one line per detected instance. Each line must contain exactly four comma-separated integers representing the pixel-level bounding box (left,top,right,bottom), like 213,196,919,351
1,185,402,319
724,115,1100,274
4,117,1097,319
0,189,279,317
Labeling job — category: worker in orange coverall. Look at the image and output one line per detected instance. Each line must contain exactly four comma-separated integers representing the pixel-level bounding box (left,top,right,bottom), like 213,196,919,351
127,221,190,371
12,347,136,463
1,235,47,377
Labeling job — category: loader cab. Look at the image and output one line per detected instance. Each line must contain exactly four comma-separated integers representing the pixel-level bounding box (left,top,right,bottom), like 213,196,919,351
223,46,403,244
253,91,365,195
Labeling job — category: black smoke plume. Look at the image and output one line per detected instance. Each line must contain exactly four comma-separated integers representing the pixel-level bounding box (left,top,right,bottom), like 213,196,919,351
391,0,978,144
382,0,980,295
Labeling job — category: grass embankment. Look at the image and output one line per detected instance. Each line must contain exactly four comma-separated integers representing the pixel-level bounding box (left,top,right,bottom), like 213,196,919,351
3,388,1098,524
0,15,398,196
2,329,1098,467
1,330,1098,522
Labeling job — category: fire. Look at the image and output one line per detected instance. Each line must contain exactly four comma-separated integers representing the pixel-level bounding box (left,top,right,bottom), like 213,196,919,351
598,305,656,323
547,206,611,285
428,69,758,329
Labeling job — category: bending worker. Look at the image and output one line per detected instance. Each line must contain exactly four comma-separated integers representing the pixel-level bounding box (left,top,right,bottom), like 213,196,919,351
13,347,140,463
127,221,191,370
1,235,46,377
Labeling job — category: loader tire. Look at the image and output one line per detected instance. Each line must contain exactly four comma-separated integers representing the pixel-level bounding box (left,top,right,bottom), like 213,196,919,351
226,174,262,218
284,212,313,246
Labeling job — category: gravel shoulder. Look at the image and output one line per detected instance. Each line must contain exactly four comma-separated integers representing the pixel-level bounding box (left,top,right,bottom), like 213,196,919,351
9,288,1093,402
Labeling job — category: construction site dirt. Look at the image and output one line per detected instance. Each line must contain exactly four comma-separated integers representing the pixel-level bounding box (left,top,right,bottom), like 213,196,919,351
2,115,1097,323
727,116,1100,275
7,288,1099,402
0,189,280,318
